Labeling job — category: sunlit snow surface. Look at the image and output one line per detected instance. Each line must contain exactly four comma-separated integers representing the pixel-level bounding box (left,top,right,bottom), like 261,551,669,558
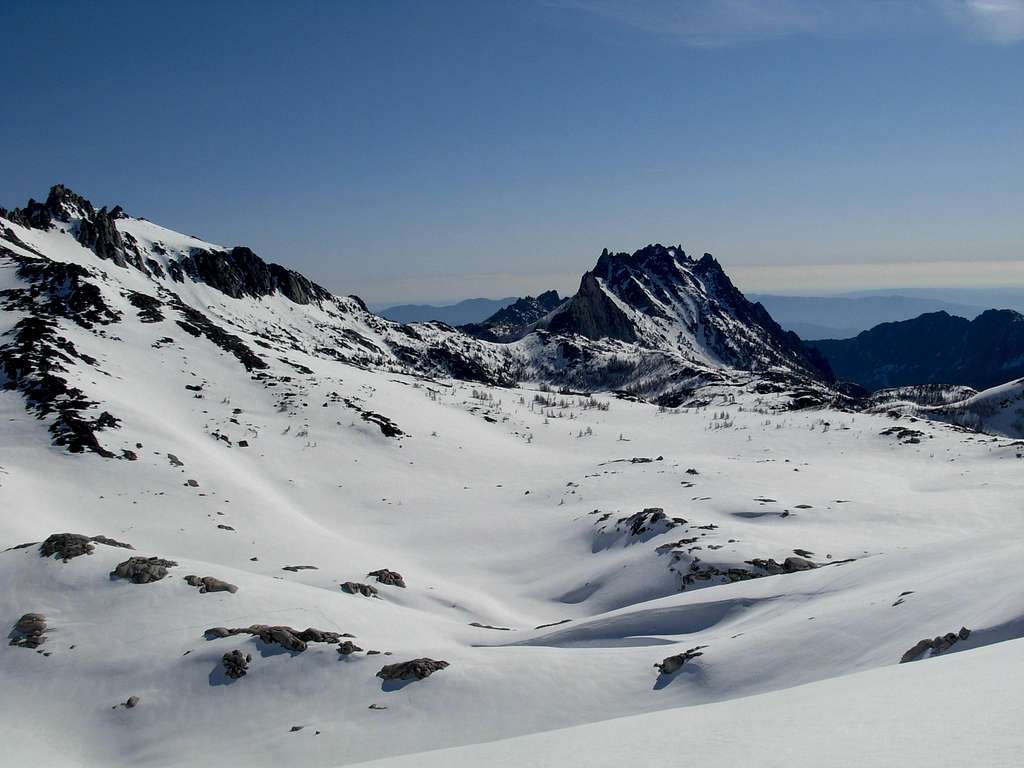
1,212,1023,767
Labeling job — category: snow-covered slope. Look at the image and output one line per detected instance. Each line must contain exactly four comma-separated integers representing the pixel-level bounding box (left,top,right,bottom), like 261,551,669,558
355,637,1024,768
914,378,1024,437
2,186,1023,766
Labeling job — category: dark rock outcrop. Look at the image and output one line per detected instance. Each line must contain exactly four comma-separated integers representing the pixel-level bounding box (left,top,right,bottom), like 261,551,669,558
337,640,364,656
39,533,133,562
376,658,449,681
0,234,122,457
9,613,48,648
110,556,178,584
2,185,144,270
809,310,1024,391
177,246,331,306
204,625,352,653
222,650,252,679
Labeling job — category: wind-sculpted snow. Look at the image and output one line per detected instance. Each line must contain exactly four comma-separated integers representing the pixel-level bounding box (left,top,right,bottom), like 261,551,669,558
2,187,1024,766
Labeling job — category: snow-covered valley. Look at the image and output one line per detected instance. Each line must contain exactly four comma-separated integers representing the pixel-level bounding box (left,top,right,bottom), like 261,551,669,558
2,188,1023,766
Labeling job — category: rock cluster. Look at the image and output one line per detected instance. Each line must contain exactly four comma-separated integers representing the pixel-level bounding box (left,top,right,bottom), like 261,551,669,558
9,613,48,648
341,581,379,597
337,640,364,656
205,625,352,653
39,533,133,562
110,556,178,583
900,627,971,663
367,569,406,588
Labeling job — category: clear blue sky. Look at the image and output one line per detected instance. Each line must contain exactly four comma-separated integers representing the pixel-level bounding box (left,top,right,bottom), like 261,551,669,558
2,1,1022,304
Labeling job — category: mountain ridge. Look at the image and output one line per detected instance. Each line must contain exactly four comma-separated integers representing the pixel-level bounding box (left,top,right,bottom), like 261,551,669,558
809,309,1024,391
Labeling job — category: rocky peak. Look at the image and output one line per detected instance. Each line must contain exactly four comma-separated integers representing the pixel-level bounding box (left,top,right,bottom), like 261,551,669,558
1,185,145,271
1,184,94,229
461,290,567,343
547,243,832,383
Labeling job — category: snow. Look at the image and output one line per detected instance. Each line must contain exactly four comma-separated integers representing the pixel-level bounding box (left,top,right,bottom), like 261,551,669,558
353,637,1024,768
3,207,1024,766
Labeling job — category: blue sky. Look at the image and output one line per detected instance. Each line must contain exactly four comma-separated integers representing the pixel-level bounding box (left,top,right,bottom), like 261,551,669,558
2,0,1022,304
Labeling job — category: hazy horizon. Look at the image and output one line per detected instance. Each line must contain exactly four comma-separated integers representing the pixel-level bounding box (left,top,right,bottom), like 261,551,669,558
3,0,1022,304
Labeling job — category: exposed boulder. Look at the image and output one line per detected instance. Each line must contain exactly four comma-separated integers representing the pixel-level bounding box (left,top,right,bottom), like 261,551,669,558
110,556,178,584
782,556,817,572
655,645,707,675
368,569,406,588
184,575,238,594
376,658,449,681
222,650,252,679
9,613,48,648
337,640,364,656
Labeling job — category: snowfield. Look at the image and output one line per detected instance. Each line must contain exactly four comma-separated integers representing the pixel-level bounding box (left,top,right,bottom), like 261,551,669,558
2,190,1024,766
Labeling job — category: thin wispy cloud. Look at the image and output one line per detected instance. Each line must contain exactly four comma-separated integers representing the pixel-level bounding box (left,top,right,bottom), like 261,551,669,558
557,0,1024,46
954,0,1024,42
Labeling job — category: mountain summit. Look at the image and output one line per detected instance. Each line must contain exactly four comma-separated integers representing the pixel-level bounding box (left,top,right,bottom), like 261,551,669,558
532,244,833,402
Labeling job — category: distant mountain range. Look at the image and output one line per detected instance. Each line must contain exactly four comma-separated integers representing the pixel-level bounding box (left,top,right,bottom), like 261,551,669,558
809,309,1024,391
377,297,517,325
749,294,987,340
382,291,992,341
461,290,567,342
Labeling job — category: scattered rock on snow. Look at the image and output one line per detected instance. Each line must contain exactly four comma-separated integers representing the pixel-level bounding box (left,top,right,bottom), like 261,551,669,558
376,658,449,681
338,640,364,656
654,645,707,675
900,627,971,663
782,556,817,572
9,613,48,648
341,581,378,597
110,556,178,583
184,575,238,594
367,568,406,588
282,565,318,572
